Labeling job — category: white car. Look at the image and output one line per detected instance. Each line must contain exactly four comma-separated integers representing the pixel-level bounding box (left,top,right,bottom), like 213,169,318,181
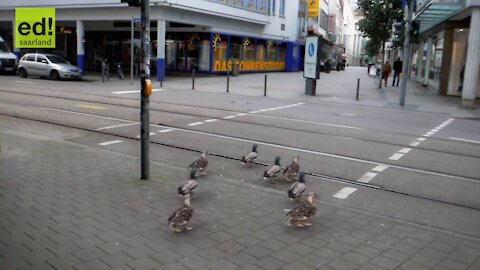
17,53,82,80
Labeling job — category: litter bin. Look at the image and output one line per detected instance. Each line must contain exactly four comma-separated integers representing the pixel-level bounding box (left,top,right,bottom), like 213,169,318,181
232,60,240,76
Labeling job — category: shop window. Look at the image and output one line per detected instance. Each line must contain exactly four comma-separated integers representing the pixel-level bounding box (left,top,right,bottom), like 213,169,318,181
266,41,277,61
256,0,268,13
230,36,243,60
213,33,228,62
256,40,266,61
242,37,255,61
230,0,243,7
279,42,287,62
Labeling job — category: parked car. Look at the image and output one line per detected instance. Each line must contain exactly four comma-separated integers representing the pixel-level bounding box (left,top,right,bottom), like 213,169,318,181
17,53,82,80
0,36,17,74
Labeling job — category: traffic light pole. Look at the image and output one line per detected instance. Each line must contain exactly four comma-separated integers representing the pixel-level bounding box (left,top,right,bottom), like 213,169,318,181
140,0,150,180
399,0,414,106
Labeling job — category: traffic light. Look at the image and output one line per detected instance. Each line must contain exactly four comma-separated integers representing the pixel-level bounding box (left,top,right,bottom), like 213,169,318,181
410,21,420,43
121,0,141,7
392,20,405,47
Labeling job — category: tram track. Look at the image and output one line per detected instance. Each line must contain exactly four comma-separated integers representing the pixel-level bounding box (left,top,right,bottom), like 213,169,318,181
1,110,480,212
1,88,480,159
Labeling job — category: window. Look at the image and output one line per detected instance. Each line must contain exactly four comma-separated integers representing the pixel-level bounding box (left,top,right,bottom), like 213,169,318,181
37,55,47,63
279,0,285,16
272,0,276,14
26,55,35,61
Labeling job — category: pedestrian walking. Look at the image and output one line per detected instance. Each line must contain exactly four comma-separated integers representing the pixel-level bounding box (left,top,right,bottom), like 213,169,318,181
367,56,374,75
392,57,403,87
101,59,110,82
382,61,392,87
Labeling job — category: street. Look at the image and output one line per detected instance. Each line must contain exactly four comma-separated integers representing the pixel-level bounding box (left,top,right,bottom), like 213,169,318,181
1,67,480,270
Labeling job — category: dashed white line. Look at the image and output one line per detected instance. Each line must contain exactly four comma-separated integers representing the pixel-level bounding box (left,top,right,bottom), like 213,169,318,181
135,132,156,138
423,134,431,137
357,172,378,183
449,137,480,144
236,113,247,116
259,109,268,112
204,119,219,123
417,137,426,141
409,141,420,147
333,187,358,199
188,122,204,126
398,148,411,154
389,153,404,160
98,140,123,146
249,111,260,114
158,129,174,133
223,116,236,119
95,123,138,131
372,165,389,172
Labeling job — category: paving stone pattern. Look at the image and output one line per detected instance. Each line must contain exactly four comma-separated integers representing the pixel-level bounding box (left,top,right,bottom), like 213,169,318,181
1,132,480,269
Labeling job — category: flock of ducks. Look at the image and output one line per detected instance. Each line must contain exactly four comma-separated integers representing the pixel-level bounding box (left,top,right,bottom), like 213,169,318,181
168,144,317,232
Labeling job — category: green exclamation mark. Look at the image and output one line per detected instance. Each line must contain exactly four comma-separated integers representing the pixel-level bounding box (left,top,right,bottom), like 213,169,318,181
48,17,52,35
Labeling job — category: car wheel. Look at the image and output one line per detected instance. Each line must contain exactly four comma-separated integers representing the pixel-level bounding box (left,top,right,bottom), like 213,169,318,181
50,70,60,80
18,68,27,78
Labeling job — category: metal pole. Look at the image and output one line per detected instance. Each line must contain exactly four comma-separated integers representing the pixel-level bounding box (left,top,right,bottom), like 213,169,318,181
130,17,134,85
140,0,150,180
356,78,360,100
227,71,230,93
264,74,267,96
304,0,308,37
400,0,414,106
192,69,195,90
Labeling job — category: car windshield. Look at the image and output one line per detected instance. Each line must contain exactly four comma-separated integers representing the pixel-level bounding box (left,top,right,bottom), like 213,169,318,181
46,55,69,64
0,41,10,53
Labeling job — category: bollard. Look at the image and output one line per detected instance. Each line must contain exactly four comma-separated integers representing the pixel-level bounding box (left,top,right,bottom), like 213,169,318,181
356,78,360,101
160,81,163,87
264,74,267,96
227,71,230,93
192,69,195,90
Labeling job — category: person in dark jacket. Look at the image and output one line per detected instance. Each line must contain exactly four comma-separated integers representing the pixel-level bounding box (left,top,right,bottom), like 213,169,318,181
392,57,403,87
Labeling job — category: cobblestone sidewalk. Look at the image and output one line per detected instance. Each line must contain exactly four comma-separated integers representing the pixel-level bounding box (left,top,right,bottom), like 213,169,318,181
1,131,479,270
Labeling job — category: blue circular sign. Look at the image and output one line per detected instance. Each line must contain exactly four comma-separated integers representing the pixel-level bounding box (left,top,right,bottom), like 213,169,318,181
308,43,315,56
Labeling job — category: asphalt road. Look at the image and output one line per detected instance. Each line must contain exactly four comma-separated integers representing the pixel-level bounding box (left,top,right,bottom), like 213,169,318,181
1,76,480,239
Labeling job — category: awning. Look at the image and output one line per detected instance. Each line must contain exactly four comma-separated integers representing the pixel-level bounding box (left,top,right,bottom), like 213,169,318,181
414,0,465,34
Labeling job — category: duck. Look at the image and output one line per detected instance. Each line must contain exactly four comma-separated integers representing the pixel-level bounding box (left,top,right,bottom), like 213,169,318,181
286,192,317,228
287,171,306,200
178,167,198,197
241,144,258,168
263,156,282,183
283,156,300,182
190,150,208,176
168,193,194,233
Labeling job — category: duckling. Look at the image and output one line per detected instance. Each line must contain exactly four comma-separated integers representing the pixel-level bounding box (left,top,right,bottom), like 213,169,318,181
283,156,300,182
287,171,306,200
241,144,258,168
263,156,282,183
178,167,198,197
168,193,194,233
190,151,208,176
286,192,317,228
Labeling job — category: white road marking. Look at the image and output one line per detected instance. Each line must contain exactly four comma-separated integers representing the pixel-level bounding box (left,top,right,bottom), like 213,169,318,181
417,137,426,141
259,109,268,112
449,137,480,144
14,80,34,84
236,113,247,116
223,115,236,119
98,140,123,146
43,108,134,123
204,119,219,123
249,111,260,113
357,172,378,183
251,114,363,130
398,148,411,154
423,134,431,137
112,89,164,94
135,132,155,138
158,129,174,133
431,128,440,132
389,153,404,160
409,141,420,147
426,132,435,135
372,165,389,172
188,122,204,126
95,123,138,131
333,187,358,199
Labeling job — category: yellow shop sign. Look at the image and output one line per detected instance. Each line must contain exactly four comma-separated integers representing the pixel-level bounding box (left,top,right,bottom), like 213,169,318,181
214,60,285,71
16,8,56,48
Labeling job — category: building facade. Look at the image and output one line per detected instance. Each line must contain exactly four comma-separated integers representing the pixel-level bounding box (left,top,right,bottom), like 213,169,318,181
0,0,308,81
412,0,480,106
